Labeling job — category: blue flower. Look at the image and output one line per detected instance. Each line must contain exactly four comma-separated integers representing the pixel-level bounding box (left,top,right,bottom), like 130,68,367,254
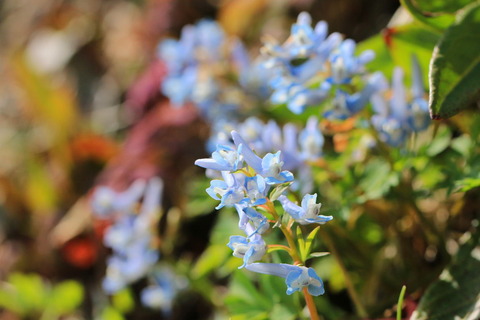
324,71,386,120
94,178,163,294
161,66,197,106
91,180,146,217
371,62,429,146
141,266,187,313
261,151,295,184
231,131,294,185
407,55,430,131
280,123,302,170
261,11,375,114
206,172,245,209
227,233,266,268
328,39,374,85
245,263,325,296
103,243,159,293
141,285,174,312
238,117,267,153
236,205,269,235
278,194,333,225
299,116,324,161
195,144,244,172
261,120,283,152
243,175,268,206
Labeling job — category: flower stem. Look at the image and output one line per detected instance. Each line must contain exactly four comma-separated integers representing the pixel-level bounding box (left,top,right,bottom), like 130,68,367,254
280,223,302,264
303,287,321,320
319,228,368,318
266,200,302,263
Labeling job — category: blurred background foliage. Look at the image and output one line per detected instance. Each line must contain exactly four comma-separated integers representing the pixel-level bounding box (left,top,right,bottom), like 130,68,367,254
0,0,478,319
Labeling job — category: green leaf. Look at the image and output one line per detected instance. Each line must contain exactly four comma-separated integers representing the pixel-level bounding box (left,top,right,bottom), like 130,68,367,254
426,125,452,156
47,280,84,314
360,24,440,91
192,244,232,279
269,182,292,202
358,159,399,202
400,0,456,32
388,24,440,85
296,226,306,261
8,273,46,312
192,210,240,278
451,134,473,156
304,226,321,260
112,288,134,314
455,176,480,192
308,252,330,259
0,286,24,315
226,271,272,311
410,231,480,320
429,1,480,119
269,304,296,320
99,306,125,320
397,285,407,320
356,33,394,79
414,0,476,13
266,245,291,254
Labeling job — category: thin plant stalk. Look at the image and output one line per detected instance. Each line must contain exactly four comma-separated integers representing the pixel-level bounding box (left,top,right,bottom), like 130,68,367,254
319,228,368,318
397,285,407,320
303,287,321,320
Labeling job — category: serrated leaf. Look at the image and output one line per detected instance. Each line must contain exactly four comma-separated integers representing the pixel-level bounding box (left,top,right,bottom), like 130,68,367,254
429,1,480,119
410,231,480,320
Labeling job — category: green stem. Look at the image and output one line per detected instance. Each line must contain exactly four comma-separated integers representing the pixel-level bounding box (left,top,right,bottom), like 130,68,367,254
397,285,407,320
266,200,302,264
319,228,368,318
280,224,302,264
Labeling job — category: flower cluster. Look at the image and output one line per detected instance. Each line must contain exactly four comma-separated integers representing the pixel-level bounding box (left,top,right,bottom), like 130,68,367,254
195,130,333,296
141,265,188,314
157,20,265,123
261,12,380,117
90,178,163,294
371,58,430,146
158,20,225,109
207,115,324,193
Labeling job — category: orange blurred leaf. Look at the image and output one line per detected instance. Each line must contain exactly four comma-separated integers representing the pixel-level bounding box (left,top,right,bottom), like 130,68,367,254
11,53,78,143
218,0,269,36
25,160,57,214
